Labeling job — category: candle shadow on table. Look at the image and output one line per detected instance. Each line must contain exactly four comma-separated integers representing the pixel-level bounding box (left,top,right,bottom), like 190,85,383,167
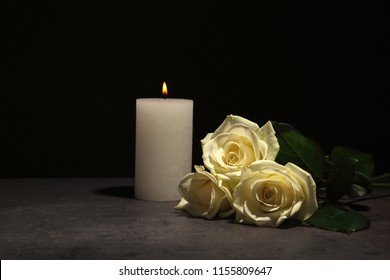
93,186,135,199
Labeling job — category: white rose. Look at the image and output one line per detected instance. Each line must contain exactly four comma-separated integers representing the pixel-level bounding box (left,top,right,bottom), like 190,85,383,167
175,166,235,219
201,115,279,184
233,160,318,227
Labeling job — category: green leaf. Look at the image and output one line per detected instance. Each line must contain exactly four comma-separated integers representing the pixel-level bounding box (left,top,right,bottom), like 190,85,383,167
330,146,375,177
272,121,325,178
326,158,355,202
306,204,370,234
348,171,371,198
370,173,390,188
371,173,390,183
349,184,369,198
371,182,390,189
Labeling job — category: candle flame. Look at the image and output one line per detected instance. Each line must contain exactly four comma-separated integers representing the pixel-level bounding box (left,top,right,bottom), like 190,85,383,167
162,82,168,97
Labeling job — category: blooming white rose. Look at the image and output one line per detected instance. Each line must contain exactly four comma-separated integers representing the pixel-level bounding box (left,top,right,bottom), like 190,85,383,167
175,166,235,219
233,160,318,227
201,115,279,185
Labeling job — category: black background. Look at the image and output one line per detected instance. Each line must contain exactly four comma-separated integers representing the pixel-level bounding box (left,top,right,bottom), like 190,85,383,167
2,1,389,178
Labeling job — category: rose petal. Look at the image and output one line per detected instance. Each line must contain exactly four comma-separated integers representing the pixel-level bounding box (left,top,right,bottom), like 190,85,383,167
233,160,318,227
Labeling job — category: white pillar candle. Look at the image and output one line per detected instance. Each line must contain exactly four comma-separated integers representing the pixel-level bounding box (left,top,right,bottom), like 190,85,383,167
135,93,193,201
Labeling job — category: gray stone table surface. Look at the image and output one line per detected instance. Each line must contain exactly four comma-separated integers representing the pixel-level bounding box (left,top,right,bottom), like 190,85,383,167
1,178,390,260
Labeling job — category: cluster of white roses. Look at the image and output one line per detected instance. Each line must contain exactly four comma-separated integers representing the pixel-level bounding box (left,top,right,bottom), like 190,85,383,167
175,115,318,227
